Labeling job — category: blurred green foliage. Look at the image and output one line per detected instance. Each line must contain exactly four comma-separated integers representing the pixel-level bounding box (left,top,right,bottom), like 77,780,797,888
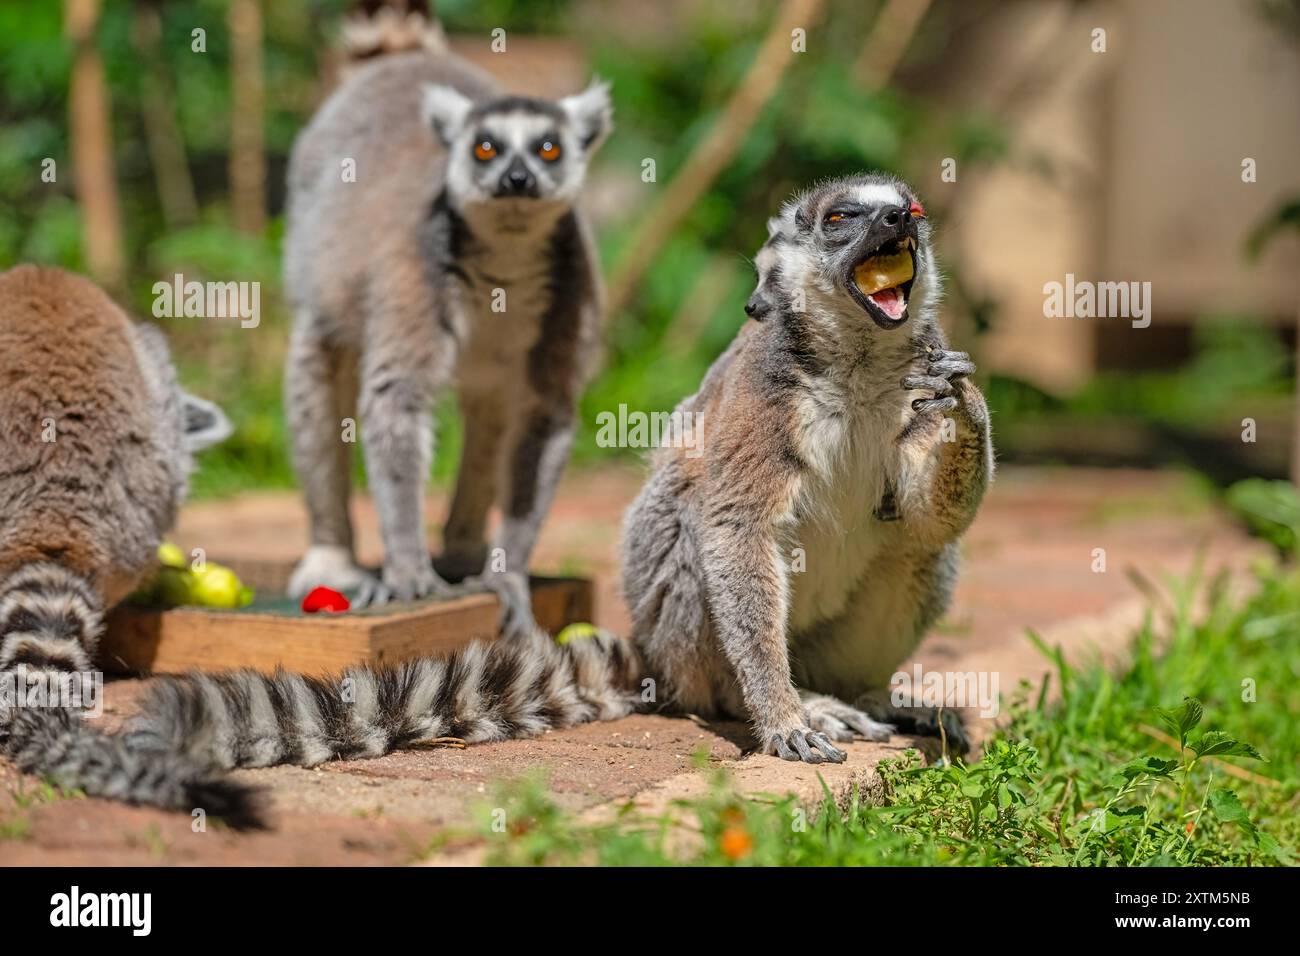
6,0,1006,495
988,318,1293,429
1,0,1289,498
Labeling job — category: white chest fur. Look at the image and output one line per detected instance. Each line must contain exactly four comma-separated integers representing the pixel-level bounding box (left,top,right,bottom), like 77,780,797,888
451,226,554,392
785,370,911,633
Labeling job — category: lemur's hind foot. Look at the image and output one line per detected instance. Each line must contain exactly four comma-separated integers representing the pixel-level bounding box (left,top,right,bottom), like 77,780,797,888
853,689,971,756
800,690,894,743
764,725,848,764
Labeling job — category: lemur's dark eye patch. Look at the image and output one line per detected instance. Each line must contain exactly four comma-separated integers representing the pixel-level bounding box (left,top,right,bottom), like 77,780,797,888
823,205,862,224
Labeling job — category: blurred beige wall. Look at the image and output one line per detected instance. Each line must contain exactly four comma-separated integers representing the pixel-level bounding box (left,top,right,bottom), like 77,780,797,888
944,0,1300,392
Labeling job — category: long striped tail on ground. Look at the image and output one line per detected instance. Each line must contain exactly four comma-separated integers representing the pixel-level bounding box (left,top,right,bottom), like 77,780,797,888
4,618,643,828
0,562,263,826
126,630,643,773
3,702,264,827
84,629,641,827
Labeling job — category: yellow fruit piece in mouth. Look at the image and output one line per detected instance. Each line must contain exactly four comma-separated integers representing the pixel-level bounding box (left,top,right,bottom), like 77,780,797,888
853,251,914,295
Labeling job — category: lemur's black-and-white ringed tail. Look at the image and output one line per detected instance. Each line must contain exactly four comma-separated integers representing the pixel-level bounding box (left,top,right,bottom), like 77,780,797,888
8,629,641,828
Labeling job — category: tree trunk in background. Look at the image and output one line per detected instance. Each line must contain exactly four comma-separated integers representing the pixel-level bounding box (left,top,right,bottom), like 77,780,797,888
853,0,934,89
228,0,266,235
65,0,124,289
133,0,199,228
1292,299,1300,484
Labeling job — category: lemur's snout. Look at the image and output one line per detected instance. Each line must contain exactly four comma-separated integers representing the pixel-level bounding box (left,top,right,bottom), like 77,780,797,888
499,158,537,197
846,201,921,329
869,204,918,244
879,205,904,228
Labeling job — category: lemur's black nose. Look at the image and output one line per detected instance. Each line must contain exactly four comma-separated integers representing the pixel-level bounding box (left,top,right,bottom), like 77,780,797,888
880,205,905,228
500,159,537,196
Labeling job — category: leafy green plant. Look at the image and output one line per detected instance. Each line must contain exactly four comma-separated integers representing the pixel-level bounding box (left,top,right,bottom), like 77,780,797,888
1227,478,1300,553
467,554,1298,867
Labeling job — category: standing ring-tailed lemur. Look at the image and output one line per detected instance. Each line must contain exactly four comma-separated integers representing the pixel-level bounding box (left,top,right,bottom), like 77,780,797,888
0,265,252,819
9,174,987,823
283,9,611,635
621,172,993,762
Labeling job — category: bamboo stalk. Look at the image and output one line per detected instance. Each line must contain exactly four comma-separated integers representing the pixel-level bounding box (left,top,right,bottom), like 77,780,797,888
133,0,199,228
65,0,125,288
228,0,267,235
853,0,934,90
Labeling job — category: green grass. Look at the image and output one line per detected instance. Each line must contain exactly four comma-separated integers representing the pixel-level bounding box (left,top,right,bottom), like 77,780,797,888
1,777,83,843
468,549,1299,866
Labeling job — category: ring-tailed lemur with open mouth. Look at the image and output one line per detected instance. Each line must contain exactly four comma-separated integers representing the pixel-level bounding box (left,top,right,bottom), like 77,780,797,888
283,3,611,641
0,265,249,819
621,172,993,761
6,174,987,825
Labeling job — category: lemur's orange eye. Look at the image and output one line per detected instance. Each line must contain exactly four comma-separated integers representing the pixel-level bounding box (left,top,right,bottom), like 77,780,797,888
538,141,561,162
826,213,844,222
473,140,497,162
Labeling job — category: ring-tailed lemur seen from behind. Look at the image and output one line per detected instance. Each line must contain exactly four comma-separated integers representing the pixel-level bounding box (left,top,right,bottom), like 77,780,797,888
0,265,250,819
283,8,612,637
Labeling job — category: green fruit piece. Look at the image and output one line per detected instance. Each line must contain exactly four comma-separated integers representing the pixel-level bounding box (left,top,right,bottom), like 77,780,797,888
190,566,247,609
556,622,599,645
157,542,186,569
156,567,198,607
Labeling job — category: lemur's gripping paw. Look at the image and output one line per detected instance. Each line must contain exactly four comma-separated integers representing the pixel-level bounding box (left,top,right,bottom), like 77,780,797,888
903,349,976,414
352,574,391,608
764,726,848,764
354,558,449,607
801,692,895,743
473,570,541,640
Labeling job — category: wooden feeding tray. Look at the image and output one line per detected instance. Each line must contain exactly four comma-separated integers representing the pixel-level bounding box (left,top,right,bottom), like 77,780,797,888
101,558,593,677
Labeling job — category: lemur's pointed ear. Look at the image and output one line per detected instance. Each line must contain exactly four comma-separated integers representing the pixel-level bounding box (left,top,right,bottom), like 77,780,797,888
422,84,473,146
560,79,612,153
181,393,232,453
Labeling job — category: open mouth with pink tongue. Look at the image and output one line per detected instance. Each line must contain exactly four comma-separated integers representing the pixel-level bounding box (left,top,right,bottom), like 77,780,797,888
846,236,917,329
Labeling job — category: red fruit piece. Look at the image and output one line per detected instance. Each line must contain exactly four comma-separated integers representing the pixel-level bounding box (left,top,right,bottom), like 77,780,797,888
301,586,350,614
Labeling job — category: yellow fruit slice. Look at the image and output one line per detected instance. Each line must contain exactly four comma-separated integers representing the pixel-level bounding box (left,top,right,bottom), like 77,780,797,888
853,251,914,295
556,622,599,645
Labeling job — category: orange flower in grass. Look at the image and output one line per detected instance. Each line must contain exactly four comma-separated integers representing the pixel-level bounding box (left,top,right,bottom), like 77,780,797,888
720,826,753,860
